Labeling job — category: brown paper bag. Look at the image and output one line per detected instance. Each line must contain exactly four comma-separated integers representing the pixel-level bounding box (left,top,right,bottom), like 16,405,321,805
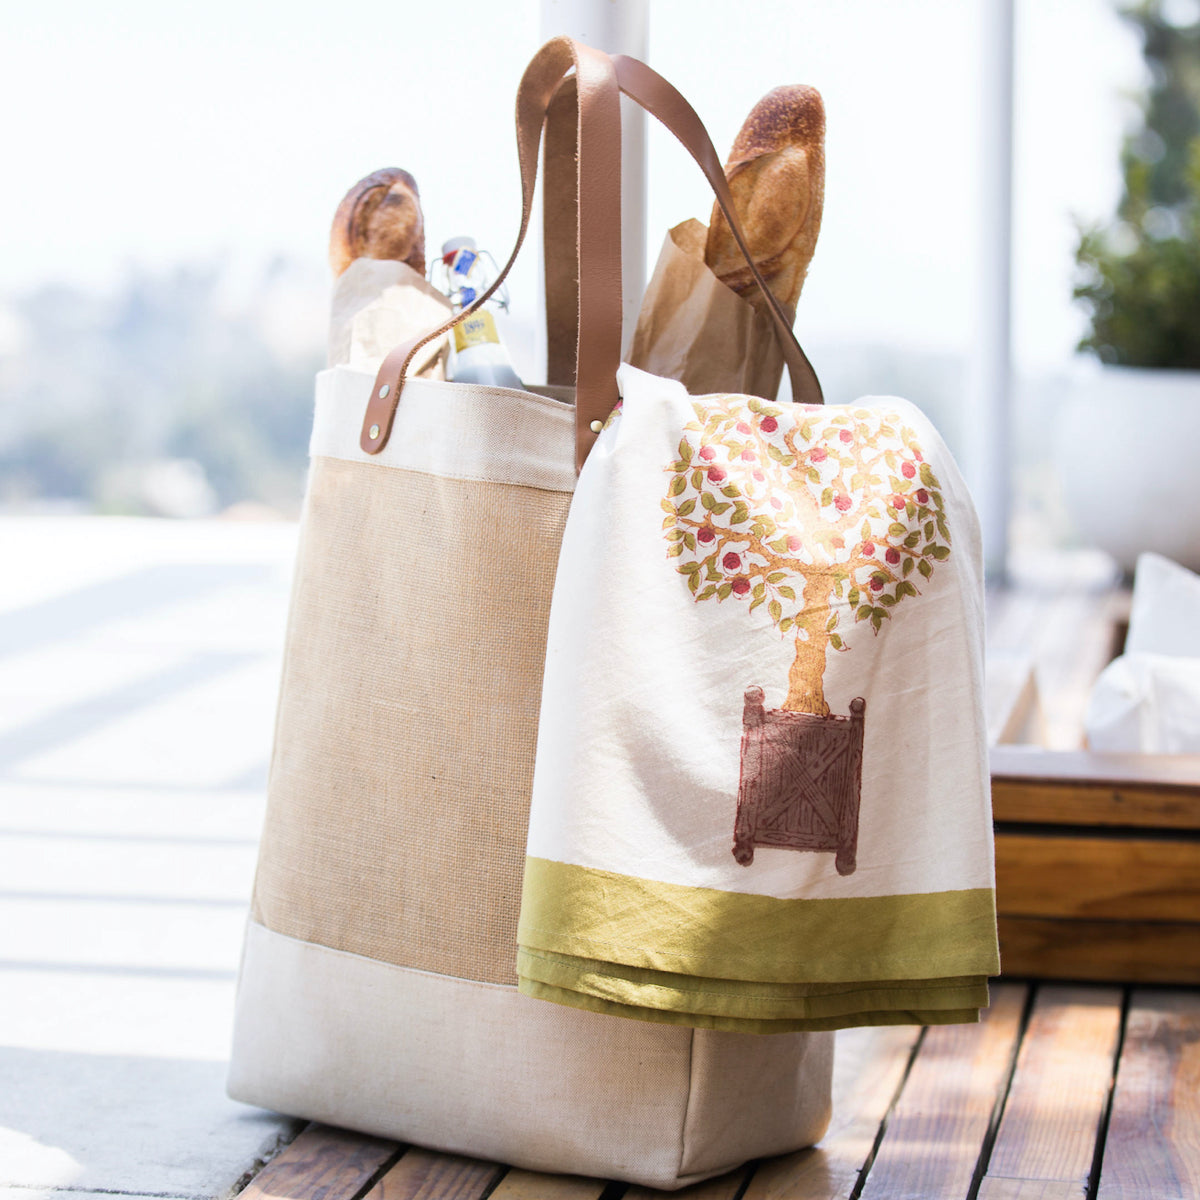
328,258,452,377
628,219,792,401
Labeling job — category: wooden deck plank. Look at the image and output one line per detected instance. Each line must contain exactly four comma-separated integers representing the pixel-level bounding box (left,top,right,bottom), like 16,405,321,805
363,1148,501,1200
625,1168,750,1200
740,1024,922,1200
985,563,1123,751
976,1179,1085,1199
855,984,1028,1199
1036,582,1127,752
237,1125,400,1200
986,650,1044,747
488,1168,607,1200
1098,989,1200,1200
994,834,1200,921
990,750,1200,829
981,986,1122,1191
997,917,1200,985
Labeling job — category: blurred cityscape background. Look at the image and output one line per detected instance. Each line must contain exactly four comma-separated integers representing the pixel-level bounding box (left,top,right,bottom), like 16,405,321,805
0,0,1193,545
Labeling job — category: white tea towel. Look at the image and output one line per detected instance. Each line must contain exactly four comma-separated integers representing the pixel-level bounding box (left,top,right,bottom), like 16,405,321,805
517,364,999,1032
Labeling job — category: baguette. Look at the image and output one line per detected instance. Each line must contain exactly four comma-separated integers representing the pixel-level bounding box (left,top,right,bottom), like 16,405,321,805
329,168,426,277
704,86,825,317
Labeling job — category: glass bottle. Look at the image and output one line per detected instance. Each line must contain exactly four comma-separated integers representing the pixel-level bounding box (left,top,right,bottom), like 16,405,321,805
436,237,524,389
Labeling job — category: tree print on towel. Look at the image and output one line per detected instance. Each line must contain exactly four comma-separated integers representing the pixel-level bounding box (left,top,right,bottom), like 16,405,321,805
661,397,951,874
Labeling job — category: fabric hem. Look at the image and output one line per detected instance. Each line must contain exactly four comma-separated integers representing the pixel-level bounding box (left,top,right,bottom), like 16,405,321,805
518,946,989,1025
519,977,984,1034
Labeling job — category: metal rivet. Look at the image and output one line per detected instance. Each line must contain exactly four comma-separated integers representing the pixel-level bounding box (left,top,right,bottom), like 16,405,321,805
378,384,390,399
589,420,603,434
368,424,380,440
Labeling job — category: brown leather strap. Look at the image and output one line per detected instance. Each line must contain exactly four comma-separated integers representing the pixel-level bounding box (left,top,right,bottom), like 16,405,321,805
360,37,823,471
542,62,824,406
360,37,621,469
544,77,580,389
611,54,821,405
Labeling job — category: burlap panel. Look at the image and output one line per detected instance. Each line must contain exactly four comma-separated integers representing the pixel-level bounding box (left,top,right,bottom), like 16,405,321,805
251,454,572,985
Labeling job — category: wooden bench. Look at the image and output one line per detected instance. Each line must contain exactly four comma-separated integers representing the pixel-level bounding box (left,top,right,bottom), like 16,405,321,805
237,984,1200,1200
984,557,1200,986
992,748,1200,984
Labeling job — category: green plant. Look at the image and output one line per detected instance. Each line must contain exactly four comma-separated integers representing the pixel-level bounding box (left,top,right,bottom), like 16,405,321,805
1074,1,1200,368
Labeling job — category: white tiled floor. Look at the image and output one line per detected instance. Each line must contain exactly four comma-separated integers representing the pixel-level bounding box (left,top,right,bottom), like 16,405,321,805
0,516,301,1198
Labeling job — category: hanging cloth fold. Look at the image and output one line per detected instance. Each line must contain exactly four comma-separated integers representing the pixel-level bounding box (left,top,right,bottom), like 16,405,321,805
516,363,1000,1033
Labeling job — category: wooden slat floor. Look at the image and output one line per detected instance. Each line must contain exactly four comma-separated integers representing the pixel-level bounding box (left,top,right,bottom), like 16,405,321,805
984,550,1129,752
235,984,1200,1200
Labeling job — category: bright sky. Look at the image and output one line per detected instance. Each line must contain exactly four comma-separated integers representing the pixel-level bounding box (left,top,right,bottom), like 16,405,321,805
0,0,1143,371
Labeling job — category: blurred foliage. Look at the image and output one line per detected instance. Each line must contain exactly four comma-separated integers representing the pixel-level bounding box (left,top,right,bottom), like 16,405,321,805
0,260,323,515
1075,0,1200,367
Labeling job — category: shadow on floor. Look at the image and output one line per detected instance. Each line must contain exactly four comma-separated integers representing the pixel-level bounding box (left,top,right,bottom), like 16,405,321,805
0,1044,300,1197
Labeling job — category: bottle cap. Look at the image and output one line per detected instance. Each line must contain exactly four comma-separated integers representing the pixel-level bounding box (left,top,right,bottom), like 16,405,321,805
441,236,477,264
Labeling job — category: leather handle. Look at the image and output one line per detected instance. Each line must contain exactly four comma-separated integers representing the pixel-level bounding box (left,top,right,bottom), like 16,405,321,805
542,66,824,406
544,79,581,390
359,37,823,471
612,55,822,406
360,37,621,469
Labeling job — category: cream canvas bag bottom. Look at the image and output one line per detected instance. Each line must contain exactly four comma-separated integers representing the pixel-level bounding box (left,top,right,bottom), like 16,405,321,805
226,366,834,1189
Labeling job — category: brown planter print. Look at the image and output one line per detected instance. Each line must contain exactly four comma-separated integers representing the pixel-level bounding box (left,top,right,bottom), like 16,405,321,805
734,687,865,875
662,398,951,875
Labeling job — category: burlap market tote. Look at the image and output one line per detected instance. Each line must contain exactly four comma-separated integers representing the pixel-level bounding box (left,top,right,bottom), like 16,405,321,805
228,39,835,1188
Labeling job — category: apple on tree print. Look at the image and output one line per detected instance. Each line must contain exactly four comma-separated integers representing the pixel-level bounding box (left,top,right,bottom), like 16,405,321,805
662,397,951,717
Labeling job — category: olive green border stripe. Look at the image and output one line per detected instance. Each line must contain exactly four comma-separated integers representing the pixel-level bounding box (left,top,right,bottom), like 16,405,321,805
519,857,1000,983
517,946,989,1022
519,978,984,1034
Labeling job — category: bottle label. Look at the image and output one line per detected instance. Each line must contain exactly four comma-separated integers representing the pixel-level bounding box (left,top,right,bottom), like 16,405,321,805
454,310,501,352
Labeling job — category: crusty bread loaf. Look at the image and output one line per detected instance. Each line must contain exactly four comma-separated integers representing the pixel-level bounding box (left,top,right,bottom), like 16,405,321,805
704,86,825,317
329,168,426,277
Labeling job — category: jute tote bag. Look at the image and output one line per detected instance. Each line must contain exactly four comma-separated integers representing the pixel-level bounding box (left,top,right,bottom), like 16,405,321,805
228,38,835,1188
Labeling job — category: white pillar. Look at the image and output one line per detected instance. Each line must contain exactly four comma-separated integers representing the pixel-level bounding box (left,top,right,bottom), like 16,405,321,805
539,0,649,360
967,0,1014,583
